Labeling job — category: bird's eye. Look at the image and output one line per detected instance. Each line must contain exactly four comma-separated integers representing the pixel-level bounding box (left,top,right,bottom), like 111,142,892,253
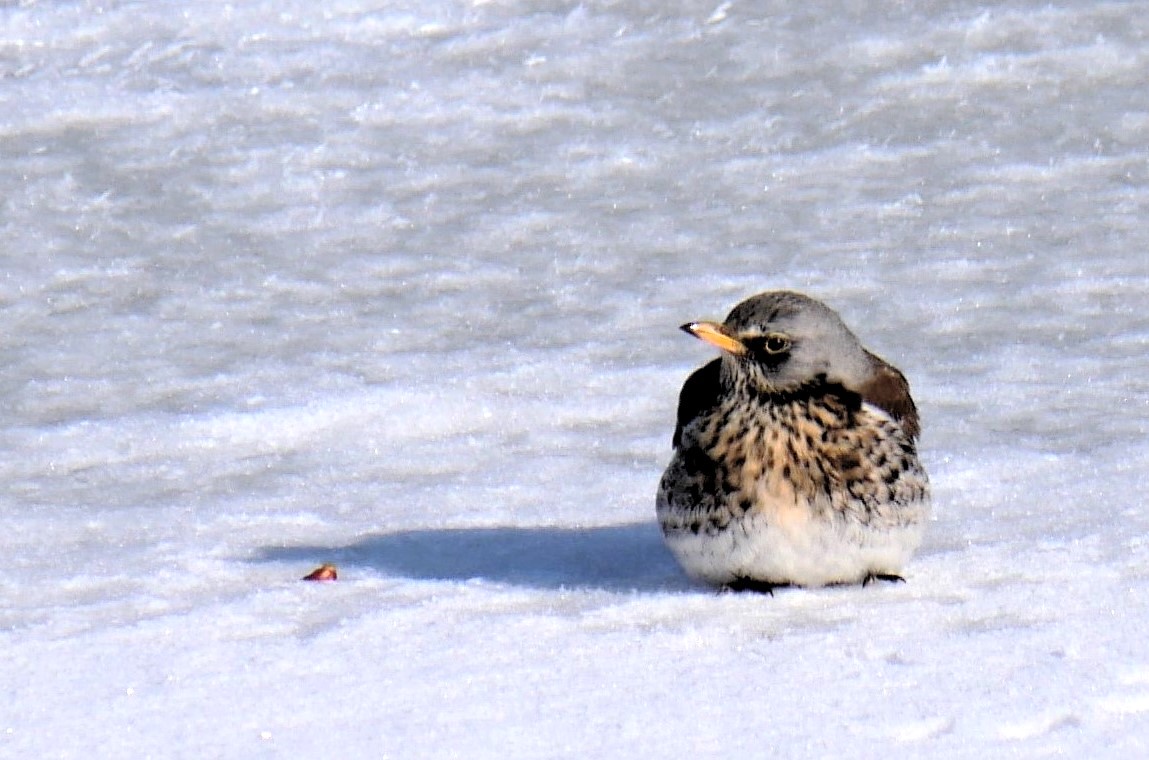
763,333,791,354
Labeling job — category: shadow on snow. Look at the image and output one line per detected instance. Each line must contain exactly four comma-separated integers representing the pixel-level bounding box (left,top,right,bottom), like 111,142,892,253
255,521,694,593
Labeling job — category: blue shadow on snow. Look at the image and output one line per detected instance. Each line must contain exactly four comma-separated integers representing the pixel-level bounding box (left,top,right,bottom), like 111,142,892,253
256,521,694,593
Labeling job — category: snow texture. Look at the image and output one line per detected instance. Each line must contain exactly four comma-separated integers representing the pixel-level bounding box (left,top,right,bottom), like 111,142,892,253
2,0,1148,757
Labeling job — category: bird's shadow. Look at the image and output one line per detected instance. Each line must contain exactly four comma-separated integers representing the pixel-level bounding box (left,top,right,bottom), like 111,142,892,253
255,521,695,593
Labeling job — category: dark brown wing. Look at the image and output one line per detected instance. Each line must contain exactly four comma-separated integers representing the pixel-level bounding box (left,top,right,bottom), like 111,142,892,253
672,358,723,449
859,350,920,440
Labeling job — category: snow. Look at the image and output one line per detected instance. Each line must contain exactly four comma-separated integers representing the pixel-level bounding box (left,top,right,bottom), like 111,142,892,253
3,0,1149,756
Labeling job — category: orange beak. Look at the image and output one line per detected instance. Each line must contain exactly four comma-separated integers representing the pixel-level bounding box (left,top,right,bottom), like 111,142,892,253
680,321,747,356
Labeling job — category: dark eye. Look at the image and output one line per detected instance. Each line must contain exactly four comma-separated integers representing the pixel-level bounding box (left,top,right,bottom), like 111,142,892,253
763,333,791,354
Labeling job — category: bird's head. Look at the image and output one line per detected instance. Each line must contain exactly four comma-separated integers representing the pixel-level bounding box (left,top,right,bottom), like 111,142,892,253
682,291,873,395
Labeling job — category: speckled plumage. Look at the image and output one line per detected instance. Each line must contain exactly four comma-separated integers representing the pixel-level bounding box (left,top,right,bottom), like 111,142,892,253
656,291,930,589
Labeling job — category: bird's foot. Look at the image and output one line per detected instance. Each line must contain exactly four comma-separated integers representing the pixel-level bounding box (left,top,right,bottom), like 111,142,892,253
722,578,790,596
862,573,906,587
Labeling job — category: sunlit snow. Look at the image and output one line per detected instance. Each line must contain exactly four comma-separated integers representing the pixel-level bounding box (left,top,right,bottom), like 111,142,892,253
3,1,1149,757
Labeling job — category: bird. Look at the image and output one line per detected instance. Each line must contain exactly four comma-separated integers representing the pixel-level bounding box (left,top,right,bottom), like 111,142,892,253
656,290,930,592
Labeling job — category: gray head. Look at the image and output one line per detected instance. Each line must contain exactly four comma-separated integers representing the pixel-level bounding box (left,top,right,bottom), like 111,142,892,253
682,291,874,394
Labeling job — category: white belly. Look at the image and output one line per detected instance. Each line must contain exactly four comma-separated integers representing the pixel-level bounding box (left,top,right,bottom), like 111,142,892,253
661,499,929,587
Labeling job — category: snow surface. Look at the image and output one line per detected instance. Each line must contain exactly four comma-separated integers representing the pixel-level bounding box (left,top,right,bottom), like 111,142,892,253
3,0,1149,757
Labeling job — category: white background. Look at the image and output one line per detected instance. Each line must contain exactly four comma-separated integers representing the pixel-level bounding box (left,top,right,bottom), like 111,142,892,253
2,1,1148,756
